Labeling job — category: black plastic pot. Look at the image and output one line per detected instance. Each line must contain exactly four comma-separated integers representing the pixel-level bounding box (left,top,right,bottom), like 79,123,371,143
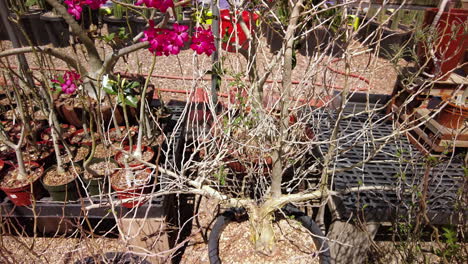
208,205,331,264
0,20,8,40
40,13,70,48
42,165,81,202
80,7,99,29
82,176,107,196
299,26,344,58
264,22,284,54
17,10,50,46
75,252,151,264
357,19,413,60
103,15,131,36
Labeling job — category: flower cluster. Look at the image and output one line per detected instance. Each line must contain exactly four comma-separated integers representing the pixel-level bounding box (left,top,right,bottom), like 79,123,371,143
52,71,82,94
64,0,106,20
135,0,174,13
142,22,216,57
191,27,216,56
141,21,189,56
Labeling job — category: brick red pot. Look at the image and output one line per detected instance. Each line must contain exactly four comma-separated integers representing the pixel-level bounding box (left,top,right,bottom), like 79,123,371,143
418,8,468,80
437,96,468,129
0,161,43,206
40,124,77,142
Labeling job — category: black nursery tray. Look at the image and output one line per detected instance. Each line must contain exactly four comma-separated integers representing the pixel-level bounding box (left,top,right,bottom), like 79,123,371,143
311,98,467,225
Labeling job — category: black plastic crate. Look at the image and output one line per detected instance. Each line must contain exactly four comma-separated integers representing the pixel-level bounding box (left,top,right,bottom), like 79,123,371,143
309,103,467,225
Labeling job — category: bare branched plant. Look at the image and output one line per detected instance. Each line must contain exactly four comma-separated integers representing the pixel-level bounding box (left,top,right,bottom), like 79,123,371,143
0,0,466,263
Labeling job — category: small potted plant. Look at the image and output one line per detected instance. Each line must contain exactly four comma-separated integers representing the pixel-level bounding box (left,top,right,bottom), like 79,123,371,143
110,167,154,208
0,123,44,206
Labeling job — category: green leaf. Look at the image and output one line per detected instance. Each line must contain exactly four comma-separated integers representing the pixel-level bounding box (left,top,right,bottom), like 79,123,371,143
102,74,116,94
25,0,37,7
103,85,117,95
129,81,140,89
124,95,138,108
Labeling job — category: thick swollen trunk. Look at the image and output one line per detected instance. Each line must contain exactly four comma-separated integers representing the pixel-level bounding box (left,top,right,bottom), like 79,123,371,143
248,205,275,254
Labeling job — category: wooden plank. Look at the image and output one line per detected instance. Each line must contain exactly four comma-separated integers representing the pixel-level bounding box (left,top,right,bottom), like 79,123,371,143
412,126,447,152
437,73,468,85
406,130,431,155
415,108,468,141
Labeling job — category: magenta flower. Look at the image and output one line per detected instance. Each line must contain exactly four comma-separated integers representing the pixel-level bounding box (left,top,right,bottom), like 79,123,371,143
171,23,189,46
191,27,216,56
64,0,83,20
141,21,188,56
87,0,106,9
64,0,106,20
136,0,174,13
51,71,82,95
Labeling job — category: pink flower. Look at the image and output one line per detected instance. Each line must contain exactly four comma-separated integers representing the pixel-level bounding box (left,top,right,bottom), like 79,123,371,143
61,79,78,94
51,71,82,95
87,0,106,9
171,23,189,46
191,27,216,56
136,0,174,13
65,0,83,20
141,21,188,56
64,0,105,20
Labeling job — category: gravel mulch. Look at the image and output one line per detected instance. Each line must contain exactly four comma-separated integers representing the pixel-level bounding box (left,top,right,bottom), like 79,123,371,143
179,198,321,264
0,236,126,263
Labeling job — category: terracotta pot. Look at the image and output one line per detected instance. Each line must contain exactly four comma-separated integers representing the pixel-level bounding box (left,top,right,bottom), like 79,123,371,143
418,8,468,80
40,124,77,142
0,161,44,206
58,99,86,128
70,128,100,146
108,126,137,143
225,155,273,174
437,97,468,129
114,145,155,168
